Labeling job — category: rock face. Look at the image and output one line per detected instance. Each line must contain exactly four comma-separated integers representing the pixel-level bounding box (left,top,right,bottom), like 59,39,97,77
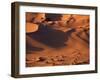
26,13,90,67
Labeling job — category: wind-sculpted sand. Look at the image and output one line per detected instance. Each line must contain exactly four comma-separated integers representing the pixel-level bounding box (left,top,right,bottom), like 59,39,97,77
26,13,90,67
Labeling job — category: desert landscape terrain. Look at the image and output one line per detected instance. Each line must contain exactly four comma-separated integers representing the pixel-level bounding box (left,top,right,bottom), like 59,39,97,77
26,12,90,67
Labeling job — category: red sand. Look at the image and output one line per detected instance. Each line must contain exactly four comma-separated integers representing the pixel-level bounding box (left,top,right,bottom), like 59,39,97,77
26,13,90,67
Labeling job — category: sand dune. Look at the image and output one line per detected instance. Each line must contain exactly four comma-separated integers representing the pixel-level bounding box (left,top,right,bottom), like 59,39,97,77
26,13,89,67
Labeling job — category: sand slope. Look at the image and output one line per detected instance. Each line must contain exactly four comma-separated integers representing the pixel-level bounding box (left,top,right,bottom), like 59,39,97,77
26,13,89,67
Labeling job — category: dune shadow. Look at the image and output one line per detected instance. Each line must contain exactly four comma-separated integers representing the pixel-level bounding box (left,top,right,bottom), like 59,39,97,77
27,24,76,48
26,45,44,52
76,32,89,44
